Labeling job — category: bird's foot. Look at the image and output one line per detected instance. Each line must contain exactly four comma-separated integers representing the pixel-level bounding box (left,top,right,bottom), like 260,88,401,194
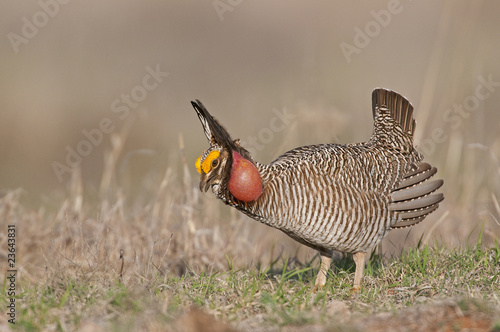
349,285,361,295
312,284,324,293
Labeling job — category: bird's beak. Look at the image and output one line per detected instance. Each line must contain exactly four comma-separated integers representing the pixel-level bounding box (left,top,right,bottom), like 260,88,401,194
199,173,212,193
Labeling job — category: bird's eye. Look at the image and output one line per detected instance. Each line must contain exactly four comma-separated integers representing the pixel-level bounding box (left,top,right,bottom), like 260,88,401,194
201,150,220,173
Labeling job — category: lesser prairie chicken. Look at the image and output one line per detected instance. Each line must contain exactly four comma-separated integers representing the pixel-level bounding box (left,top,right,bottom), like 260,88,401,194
192,88,444,291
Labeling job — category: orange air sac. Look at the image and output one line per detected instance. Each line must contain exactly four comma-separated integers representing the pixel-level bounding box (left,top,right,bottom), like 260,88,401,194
228,151,263,202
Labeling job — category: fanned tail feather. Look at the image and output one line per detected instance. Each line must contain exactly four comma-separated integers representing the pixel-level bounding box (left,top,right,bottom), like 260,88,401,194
372,88,415,136
371,88,416,152
390,162,444,228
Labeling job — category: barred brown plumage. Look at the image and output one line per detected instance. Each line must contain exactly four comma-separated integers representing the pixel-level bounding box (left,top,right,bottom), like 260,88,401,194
192,88,444,292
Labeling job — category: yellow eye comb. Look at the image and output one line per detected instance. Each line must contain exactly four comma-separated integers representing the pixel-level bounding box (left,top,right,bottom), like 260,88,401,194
195,155,202,174
195,150,220,174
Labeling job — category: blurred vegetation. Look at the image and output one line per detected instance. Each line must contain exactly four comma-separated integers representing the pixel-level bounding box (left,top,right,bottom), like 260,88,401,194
0,0,500,330
1,3,500,329
1,1,499,249
0,176,499,330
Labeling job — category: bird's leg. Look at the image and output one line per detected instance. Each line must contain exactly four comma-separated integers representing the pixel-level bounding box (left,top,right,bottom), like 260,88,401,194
351,251,367,293
313,253,332,292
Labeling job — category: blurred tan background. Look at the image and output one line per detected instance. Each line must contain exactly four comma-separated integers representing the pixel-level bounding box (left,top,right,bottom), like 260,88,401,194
1,1,500,252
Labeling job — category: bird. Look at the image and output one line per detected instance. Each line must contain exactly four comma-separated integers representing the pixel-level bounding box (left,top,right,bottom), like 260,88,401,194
191,88,444,292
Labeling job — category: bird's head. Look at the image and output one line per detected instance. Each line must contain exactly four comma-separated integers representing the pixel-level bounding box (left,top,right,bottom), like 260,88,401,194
191,100,263,203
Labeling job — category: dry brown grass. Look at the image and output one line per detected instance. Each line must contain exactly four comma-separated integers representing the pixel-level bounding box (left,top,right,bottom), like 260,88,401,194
1,4,500,330
1,127,499,331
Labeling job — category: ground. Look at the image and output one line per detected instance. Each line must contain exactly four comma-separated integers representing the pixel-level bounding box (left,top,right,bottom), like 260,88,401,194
1,185,499,331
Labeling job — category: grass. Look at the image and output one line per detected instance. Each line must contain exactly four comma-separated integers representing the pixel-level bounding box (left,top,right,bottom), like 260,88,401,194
2,219,499,331
7,249,500,330
1,130,499,331
1,3,499,330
